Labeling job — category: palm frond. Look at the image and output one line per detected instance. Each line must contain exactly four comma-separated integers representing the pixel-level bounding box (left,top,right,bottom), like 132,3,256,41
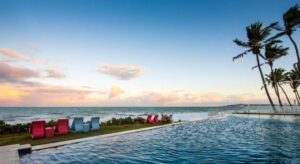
283,4,300,34
233,39,248,48
264,42,289,61
233,49,251,61
260,22,277,41
252,62,266,70
264,33,285,43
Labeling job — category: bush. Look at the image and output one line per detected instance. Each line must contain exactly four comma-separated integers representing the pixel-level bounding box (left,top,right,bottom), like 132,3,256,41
0,117,147,135
103,117,145,126
0,120,57,135
0,121,30,135
46,120,57,127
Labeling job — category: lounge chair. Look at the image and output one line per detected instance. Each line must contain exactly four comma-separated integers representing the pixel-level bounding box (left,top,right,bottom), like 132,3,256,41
169,114,173,123
71,117,84,132
90,117,100,130
29,120,46,139
152,115,159,124
55,119,69,135
161,115,169,123
144,115,152,124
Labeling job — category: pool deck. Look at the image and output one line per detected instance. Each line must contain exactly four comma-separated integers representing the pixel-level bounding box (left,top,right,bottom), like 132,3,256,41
0,122,184,163
233,111,300,116
0,144,29,164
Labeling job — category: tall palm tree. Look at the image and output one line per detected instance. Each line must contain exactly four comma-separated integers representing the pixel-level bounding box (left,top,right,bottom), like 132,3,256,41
287,67,300,105
265,68,292,106
233,22,277,107
264,43,289,106
271,5,300,69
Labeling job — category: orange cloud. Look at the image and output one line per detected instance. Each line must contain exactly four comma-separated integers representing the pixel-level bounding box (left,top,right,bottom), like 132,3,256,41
0,85,29,99
109,86,123,98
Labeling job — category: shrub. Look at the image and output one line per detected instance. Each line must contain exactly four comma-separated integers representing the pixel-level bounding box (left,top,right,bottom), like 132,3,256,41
0,121,30,135
46,120,57,127
0,120,56,135
103,117,145,126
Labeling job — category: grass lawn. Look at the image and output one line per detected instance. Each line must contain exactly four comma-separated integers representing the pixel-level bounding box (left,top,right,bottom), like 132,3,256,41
0,123,168,146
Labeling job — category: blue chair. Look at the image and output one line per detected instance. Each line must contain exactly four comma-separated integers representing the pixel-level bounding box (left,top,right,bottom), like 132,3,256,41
70,117,84,132
83,123,90,132
90,117,100,130
169,115,173,123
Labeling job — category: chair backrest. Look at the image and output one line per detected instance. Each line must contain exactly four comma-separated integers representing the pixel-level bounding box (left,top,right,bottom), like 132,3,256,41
56,119,69,134
90,117,100,130
71,117,83,132
169,115,173,122
31,120,45,138
153,115,159,123
146,115,152,123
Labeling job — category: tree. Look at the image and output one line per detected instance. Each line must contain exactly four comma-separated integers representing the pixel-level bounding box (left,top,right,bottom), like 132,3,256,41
287,67,300,105
233,22,278,107
271,5,300,70
263,42,288,106
265,68,292,106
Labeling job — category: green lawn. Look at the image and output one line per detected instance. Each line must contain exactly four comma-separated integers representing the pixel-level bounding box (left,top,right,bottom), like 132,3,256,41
0,123,167,146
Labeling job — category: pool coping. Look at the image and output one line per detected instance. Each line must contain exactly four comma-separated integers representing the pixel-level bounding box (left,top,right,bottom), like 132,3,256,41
233,112,300,116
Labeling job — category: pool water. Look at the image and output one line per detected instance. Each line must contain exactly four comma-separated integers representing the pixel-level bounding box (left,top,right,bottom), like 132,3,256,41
21,116,300,163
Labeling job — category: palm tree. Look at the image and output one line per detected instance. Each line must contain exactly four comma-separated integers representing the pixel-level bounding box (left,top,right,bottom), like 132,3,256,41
233,22,278,107
271,5,300,69
287,67,300,105
264,43,288,106
265,68,292,106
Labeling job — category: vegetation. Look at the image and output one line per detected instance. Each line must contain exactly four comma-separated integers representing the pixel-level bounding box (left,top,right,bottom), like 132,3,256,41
0,117,169,146
103,117,145,126
287,67,300,105
233,22,277,107
0,123,166,146
0,117,146,135
233,4,300,107
265,68,292,106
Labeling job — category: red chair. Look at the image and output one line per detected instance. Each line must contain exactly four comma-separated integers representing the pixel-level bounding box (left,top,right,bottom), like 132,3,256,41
144,115,153,124
29,120,46,139
161,115,169,123
45,127,54,137
152,115,159,124
55,119,69,135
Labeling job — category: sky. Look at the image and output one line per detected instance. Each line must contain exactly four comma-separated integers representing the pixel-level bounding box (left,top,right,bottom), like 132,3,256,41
0,0,299,106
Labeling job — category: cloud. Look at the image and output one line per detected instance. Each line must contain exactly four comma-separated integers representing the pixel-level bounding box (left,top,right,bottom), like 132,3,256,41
0,83,106,106
0,83,291,106
0,48,42,64
0,85,29,99
45,69,66,79
0,61,40,83
121,91,274,106
98,65,143,80
109,86,123,98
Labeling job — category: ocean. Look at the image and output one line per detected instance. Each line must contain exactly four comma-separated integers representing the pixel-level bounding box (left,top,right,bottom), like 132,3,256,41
0,105,278,125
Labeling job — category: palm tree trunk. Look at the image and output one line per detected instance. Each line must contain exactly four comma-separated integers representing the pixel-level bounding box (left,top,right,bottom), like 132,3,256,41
296,90,300,104
288,35,300,69
279,85,292,106
274,84,283,106
294,91,300,105
269,64,283,106
256,54,274,107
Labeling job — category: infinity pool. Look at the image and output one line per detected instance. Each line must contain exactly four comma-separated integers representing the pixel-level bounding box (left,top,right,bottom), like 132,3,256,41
21,116,300,163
